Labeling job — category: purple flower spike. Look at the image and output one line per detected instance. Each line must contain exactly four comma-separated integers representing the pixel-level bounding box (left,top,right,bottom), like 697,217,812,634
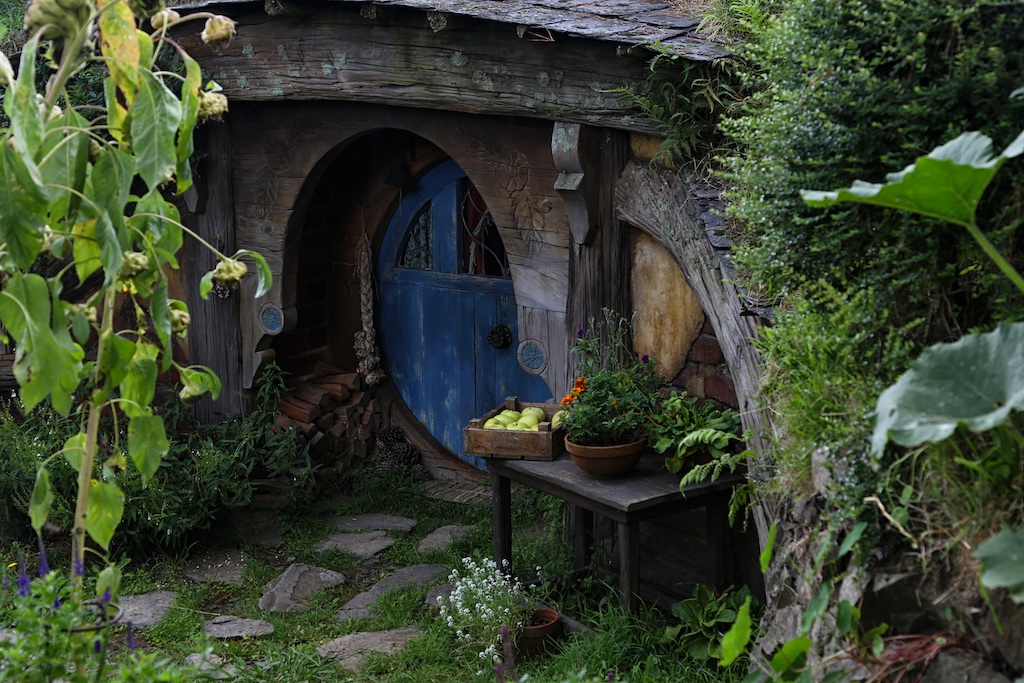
94,639,102,655
37,539,49,577
577,327,585,338
2,576,8,588
72,540,84,578
101,587,112,604
16,557,29,598
126,622,136,650
642,354,649,363
606,671,616,682
494,663,506,683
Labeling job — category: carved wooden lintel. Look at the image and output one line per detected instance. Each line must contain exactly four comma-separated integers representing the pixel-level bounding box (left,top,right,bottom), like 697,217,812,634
552,121,594,245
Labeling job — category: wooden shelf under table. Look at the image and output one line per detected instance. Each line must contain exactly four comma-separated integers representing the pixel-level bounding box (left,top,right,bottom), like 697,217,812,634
487,451,743,611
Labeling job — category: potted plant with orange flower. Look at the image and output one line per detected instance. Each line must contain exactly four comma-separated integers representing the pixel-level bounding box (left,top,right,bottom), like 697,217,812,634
559,309,664,478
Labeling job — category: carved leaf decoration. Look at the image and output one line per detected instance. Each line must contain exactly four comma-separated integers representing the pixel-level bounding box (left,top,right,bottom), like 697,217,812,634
871,322,1024,456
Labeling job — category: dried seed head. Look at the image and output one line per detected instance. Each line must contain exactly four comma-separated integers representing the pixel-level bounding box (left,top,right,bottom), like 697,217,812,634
197,90,229,121
201,15,236,45
120,251,150,277
211,257,247,284
149,8,178,29
170,308,191,335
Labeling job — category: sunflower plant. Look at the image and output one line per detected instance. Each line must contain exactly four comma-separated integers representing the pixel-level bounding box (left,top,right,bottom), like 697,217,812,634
0,0,266,678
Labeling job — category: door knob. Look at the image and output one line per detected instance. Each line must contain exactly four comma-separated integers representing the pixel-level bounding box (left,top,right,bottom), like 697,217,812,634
487,324,513,349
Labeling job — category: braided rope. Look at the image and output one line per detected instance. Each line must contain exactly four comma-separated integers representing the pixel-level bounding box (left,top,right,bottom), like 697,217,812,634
354,231,385,386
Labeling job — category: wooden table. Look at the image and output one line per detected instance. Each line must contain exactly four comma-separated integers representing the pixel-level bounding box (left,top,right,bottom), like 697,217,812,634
488,452,741,611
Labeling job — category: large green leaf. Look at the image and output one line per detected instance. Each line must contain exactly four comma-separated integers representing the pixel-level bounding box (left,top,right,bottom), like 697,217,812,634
719,597,752,667
29,467,53,535
872,323,1024,456
802,130,1024,228
0,145,47,270
86,479,125,551
120,343,159,418
95,211,125,287
63,432,87,473
6,34,45,187
72,219,102,282
86,145,135,242
97,0,140,101
132,70,182,192
128,189,181,267
236,249,273,298
974,527,1024,604
0,274,83,414
174,53,202,194
150,280,172,365
40,108,90,224
127,413,168,486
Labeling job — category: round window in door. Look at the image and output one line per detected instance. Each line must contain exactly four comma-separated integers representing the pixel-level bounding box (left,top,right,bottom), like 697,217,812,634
377,160,550,467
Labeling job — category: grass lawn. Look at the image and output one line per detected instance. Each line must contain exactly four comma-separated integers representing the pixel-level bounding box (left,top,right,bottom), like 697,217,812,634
5,472,749,682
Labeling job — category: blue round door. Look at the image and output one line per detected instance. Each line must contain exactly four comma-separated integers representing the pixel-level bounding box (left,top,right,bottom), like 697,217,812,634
377,160,551,467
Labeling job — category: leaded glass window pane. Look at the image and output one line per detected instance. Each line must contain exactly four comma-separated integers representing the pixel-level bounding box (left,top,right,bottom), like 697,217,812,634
400,204,432,270
460,181,510,277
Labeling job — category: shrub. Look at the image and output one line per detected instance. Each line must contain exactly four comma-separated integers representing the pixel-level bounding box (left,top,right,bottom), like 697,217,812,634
0,364,311,550
720,0,1024,333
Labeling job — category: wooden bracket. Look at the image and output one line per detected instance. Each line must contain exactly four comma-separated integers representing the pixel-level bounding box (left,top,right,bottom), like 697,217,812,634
552,122,594,245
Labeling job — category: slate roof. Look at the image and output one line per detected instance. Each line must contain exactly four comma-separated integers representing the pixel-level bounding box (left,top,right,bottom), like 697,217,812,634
183,0,730,60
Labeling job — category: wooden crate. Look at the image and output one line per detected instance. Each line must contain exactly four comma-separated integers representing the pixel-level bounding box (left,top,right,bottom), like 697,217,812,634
464,397,566,460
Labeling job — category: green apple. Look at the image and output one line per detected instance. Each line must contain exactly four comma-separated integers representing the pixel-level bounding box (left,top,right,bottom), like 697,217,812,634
492,414,515,426
551,410,567,428
518,414,540,428
521,407,546,421
500,410,522,421
483,418,504,429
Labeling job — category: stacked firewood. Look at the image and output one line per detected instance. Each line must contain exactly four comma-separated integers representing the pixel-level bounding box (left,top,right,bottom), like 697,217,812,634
273,361,381,479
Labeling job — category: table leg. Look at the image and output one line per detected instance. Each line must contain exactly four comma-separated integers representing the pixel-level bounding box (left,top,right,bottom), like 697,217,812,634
618,519,640,612
706,495,731,589
492,474,512,571
572,505,594,573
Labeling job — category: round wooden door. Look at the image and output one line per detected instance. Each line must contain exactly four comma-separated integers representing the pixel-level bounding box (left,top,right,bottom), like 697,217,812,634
377,160,550,467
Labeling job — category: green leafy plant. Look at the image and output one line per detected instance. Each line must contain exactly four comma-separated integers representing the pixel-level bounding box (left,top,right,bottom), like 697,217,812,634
0,0,267,677
649,392,744,480
559,309,664,447
663,583,754,666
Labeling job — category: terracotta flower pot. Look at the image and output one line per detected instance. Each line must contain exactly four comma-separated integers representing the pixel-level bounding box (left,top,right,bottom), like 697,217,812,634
516,607,562,658
564,437,647,479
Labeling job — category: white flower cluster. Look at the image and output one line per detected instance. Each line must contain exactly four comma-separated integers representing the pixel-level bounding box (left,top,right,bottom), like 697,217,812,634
437,557,529,667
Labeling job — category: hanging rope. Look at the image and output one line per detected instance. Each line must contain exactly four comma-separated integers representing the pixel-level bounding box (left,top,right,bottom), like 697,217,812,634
354,230,385,386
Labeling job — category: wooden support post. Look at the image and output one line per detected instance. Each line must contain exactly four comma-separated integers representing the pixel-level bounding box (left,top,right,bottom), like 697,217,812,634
573,505,594,572
566,127,631,390
183,122,243,421
492,473,513,572
618,519,641,611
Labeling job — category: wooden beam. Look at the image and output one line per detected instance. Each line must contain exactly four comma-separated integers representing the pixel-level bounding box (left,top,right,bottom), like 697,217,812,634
183,122,245,420
177,5,668,135
566,128,631,390
615,161,767,453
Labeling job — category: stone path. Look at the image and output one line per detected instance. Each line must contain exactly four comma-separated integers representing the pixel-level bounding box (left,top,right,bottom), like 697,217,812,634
118,511,479,675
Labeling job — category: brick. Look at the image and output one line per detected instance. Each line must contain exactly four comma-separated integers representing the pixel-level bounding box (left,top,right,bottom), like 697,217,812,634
705,373,738,408
690,335,723,365
676,363,704,398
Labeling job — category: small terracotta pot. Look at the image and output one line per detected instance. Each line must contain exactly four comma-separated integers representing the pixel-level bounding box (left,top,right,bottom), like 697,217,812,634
516,608,562,658
564,437,647,479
